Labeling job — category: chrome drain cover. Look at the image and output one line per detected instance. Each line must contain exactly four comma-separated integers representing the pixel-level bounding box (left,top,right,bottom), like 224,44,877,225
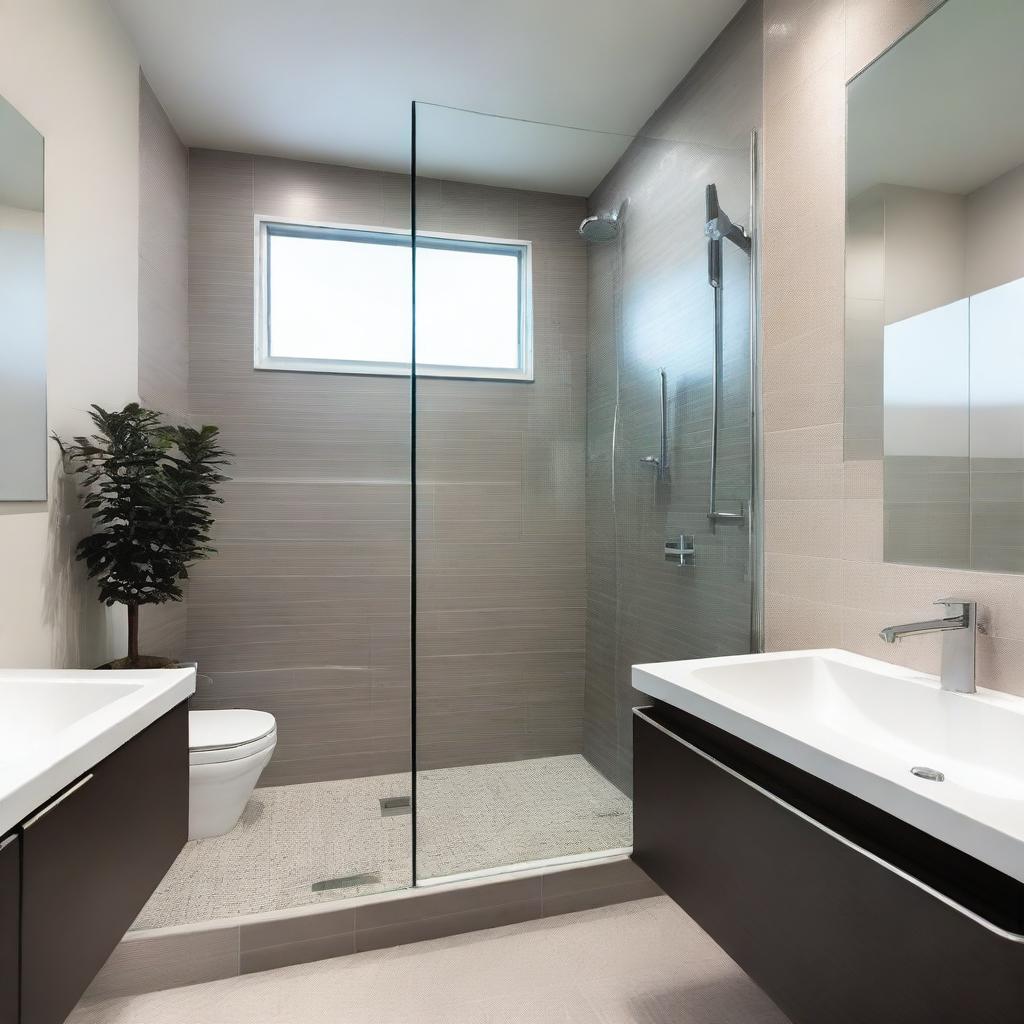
910,766,945,782
311,872,380,892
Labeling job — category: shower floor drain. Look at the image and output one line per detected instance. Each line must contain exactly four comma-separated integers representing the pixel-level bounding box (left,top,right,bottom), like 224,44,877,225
311,872,380,892
910,766,945,782
380,796,412,816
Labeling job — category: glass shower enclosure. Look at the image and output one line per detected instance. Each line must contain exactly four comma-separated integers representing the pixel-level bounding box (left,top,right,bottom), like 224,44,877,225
410,102,761,885
132,75,761,936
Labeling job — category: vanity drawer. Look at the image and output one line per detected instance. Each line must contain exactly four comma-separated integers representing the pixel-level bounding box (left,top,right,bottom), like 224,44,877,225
18,702,188,1024
633,707,1024,1024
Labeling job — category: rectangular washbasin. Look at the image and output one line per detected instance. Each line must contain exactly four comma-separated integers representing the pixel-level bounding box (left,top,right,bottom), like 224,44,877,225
0,678,144,762
0,667,196,834
633,649,1024,884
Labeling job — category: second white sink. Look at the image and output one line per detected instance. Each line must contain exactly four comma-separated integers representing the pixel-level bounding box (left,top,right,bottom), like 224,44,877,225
0,667,196,835
633,648,1024,884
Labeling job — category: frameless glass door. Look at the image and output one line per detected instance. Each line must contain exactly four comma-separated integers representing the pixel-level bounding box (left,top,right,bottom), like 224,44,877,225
411,101,759,884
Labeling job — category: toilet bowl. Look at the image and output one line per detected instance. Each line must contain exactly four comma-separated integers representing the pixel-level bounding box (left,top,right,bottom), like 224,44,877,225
188,709,277,841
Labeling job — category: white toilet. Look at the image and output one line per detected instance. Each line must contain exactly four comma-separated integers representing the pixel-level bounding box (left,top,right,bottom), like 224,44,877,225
188,709,277,841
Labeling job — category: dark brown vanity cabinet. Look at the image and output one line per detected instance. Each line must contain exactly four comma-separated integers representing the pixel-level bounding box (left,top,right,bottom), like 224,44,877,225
633,704,1024,1024
1,833,19,1024
13,703,188,1024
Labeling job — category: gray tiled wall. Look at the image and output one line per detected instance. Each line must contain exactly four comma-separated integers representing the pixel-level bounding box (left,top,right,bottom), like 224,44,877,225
137,75,189,660
184,151,587,784
583,1,763,793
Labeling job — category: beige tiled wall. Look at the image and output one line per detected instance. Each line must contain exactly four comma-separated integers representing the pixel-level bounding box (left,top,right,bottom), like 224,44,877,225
184,150,587,784
762,0,1024,697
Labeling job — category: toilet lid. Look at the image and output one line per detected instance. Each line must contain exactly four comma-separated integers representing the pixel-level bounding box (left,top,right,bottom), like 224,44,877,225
189,709,277,751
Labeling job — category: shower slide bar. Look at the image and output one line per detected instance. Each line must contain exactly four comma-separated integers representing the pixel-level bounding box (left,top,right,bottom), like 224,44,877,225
640,368,669,479
705,182,751,523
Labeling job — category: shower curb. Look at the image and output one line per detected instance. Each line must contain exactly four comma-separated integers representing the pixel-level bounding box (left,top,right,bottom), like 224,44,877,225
79,855,659,1002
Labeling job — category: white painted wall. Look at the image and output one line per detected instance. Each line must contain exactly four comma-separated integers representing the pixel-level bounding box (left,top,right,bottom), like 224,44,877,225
0,0,141,668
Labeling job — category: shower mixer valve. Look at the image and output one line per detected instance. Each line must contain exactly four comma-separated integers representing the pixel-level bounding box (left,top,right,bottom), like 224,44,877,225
665,534,696,567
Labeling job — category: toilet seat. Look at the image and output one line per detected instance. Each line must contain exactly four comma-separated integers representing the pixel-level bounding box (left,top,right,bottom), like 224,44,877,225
189,710,277,765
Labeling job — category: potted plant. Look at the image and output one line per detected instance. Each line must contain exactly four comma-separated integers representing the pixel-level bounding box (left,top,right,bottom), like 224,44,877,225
54,403,231,669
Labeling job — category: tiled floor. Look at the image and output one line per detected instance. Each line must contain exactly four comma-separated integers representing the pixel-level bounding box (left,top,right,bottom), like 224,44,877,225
74,896,790,1024
136,754,632,929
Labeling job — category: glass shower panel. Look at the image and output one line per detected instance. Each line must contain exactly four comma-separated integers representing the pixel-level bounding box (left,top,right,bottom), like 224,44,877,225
412,102,757,884
132,147,415,934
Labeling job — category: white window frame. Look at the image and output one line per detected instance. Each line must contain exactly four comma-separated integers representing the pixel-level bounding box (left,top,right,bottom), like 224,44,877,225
254,215,534,382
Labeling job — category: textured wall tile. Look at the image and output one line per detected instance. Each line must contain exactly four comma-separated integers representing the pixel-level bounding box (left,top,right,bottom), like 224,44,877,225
845,0,944,79
765,592,843,650
764,423,844,499
765,552,844,606
764,0,844,107
764,381,842,431
764,499,844,557
842,498,883,561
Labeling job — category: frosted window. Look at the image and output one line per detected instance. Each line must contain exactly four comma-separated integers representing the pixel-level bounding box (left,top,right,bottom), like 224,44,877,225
261,223,529,379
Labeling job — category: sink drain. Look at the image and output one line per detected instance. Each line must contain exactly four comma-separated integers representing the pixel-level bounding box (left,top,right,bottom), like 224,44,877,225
910,766,945,782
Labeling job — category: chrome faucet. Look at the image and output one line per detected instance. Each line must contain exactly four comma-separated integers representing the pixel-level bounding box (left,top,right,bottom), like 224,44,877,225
879,598,978,694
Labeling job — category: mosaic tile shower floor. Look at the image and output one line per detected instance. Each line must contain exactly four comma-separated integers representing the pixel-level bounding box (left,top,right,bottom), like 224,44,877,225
135,753,632,929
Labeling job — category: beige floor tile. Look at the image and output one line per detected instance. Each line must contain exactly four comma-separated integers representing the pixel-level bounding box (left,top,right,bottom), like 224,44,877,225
73,897,789,1024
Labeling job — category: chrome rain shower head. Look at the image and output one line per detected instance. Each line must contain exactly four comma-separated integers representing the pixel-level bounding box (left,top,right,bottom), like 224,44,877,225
578,211,620,242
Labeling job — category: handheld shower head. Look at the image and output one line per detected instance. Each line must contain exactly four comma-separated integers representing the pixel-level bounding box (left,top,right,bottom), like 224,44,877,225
704,182,751,288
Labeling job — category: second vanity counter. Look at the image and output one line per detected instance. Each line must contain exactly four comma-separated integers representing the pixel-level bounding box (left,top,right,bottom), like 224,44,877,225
632,648,1024,886
0,666,196,836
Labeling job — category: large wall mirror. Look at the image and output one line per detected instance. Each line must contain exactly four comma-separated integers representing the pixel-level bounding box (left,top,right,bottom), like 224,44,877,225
846,0,1024,573
0,93,45,501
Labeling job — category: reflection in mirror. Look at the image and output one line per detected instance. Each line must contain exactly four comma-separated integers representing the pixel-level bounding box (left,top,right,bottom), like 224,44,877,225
0,93,45,500
882,300,969,568
970,277,1024,571
845,0,1024,573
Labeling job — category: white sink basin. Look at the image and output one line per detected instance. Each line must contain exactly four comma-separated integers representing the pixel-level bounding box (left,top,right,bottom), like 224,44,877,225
0,667,195,834
633,649,1024,884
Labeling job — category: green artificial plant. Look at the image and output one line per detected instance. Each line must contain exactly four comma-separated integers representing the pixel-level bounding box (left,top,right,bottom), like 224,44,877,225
54,403,231,668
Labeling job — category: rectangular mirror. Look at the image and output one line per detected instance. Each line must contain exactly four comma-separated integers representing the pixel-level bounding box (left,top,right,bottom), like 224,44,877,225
845,0,1024,572
0,93,45,500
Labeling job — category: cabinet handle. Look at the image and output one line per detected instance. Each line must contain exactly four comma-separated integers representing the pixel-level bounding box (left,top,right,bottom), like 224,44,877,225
633,708,1024,943
22,773,94,829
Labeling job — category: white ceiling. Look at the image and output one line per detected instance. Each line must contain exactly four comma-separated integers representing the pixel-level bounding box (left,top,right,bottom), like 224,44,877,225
0,95,43,212
848,0,1024,199
110,0,743,196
